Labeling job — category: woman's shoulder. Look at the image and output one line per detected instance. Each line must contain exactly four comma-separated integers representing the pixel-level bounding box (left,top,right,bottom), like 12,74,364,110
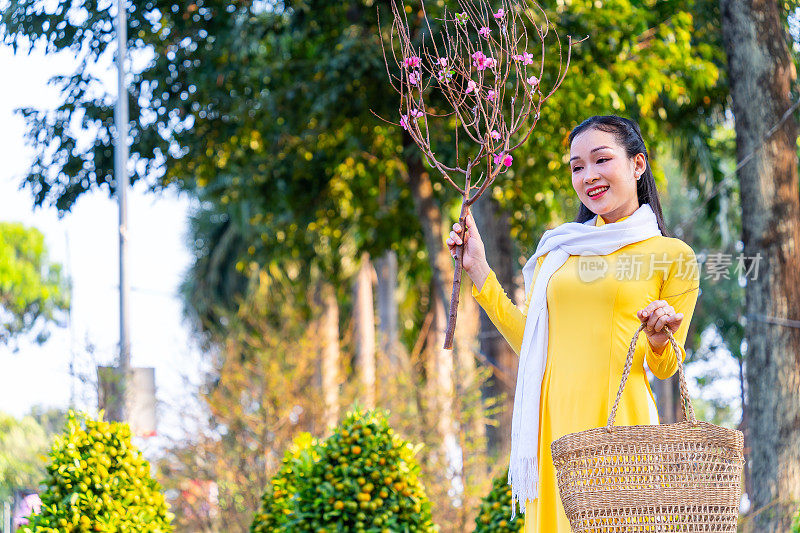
638,235,697,261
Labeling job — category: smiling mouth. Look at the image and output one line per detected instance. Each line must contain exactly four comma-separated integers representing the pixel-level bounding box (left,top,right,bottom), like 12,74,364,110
587,186,609,198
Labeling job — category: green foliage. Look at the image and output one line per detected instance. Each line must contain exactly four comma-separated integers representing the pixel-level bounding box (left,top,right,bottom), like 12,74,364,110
792,505,800,533
1,0,746,345
20,411,173,533
179,203,252,337
251,432,319,532
0,222,69,346
474,468,522,532
0,411,51,500
659,147,745,426
155,0,729,349
252,408,437,533
26,406,69,436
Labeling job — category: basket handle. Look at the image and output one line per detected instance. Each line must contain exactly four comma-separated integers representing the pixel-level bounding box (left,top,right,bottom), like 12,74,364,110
605,323,697,432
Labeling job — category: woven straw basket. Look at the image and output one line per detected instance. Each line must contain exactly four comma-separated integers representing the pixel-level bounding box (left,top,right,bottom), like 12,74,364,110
550,323,745,532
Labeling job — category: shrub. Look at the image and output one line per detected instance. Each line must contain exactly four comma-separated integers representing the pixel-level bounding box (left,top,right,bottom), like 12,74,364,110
20,410,173,532
474,468,523,532
252,408,437,533
250,432,318,532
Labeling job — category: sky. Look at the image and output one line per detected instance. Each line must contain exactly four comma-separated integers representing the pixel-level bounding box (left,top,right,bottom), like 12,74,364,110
0,42,206,442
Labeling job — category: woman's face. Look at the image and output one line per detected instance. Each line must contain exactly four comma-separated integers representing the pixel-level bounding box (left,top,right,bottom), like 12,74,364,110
569,128,646,223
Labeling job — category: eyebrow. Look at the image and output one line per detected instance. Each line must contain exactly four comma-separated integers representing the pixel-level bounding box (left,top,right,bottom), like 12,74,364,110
569,145,613,163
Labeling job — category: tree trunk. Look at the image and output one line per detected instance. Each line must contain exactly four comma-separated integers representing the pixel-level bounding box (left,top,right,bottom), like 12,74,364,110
426,284,456,459
320,281,340,429
404,142,458,488
353,251,376,408
455,289,485,444
453,281,488,523
472,195,518,457
375,249,399,366
738,353,754,499
653,377,675,424
719,0,800,527
404,142,455,312
655,307,699,424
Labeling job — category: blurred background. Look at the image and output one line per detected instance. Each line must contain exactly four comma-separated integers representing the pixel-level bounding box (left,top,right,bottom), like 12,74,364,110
0,0,799,531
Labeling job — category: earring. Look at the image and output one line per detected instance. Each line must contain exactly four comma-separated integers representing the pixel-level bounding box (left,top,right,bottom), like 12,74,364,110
635,173,641,180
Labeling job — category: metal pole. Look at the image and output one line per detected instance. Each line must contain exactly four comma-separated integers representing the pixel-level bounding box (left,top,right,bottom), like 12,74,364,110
114,0,130,422
65,231,76,409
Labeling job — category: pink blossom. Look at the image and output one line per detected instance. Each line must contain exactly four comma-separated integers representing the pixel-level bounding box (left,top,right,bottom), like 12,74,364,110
401,110,424,130
403,56,421,68
466,79,478,94
493,153,513,167
527,75,539,87
490,130,501,140
487,89,497,100
437,57,448,66
493,8,505,19
478,26,491,38
437,70,453,83
409,72,420,85
472,51,496,71
513,52,535,65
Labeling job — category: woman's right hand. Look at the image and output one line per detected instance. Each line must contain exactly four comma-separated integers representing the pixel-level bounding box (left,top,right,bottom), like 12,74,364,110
446,209,488,277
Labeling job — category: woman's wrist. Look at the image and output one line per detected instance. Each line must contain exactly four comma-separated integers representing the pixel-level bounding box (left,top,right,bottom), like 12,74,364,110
467,261,491,292
647,337,669,355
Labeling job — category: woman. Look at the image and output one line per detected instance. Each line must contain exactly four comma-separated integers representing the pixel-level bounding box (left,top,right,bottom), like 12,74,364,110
447,115,700,532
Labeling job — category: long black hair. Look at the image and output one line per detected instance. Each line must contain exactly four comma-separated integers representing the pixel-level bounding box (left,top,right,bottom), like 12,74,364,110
568,115,670,237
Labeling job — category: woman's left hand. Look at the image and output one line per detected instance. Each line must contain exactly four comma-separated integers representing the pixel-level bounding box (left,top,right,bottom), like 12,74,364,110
637,300,684,352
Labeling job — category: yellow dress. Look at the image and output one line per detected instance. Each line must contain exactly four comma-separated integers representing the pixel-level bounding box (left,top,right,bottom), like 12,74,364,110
471,213,700,532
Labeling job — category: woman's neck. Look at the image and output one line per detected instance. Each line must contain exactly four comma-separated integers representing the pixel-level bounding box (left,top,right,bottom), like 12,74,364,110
599,203,640,224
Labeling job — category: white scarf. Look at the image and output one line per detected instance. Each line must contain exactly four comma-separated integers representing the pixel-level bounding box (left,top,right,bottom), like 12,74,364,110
508,202,662,518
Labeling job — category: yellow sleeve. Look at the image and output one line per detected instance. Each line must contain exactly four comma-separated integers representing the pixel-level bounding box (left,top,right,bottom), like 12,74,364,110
470,258,541,356
638,242,701,380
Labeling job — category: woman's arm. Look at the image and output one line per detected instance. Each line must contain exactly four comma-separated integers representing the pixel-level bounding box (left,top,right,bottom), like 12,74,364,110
470,257,541,356
639,243,701,380
450,210,540,357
